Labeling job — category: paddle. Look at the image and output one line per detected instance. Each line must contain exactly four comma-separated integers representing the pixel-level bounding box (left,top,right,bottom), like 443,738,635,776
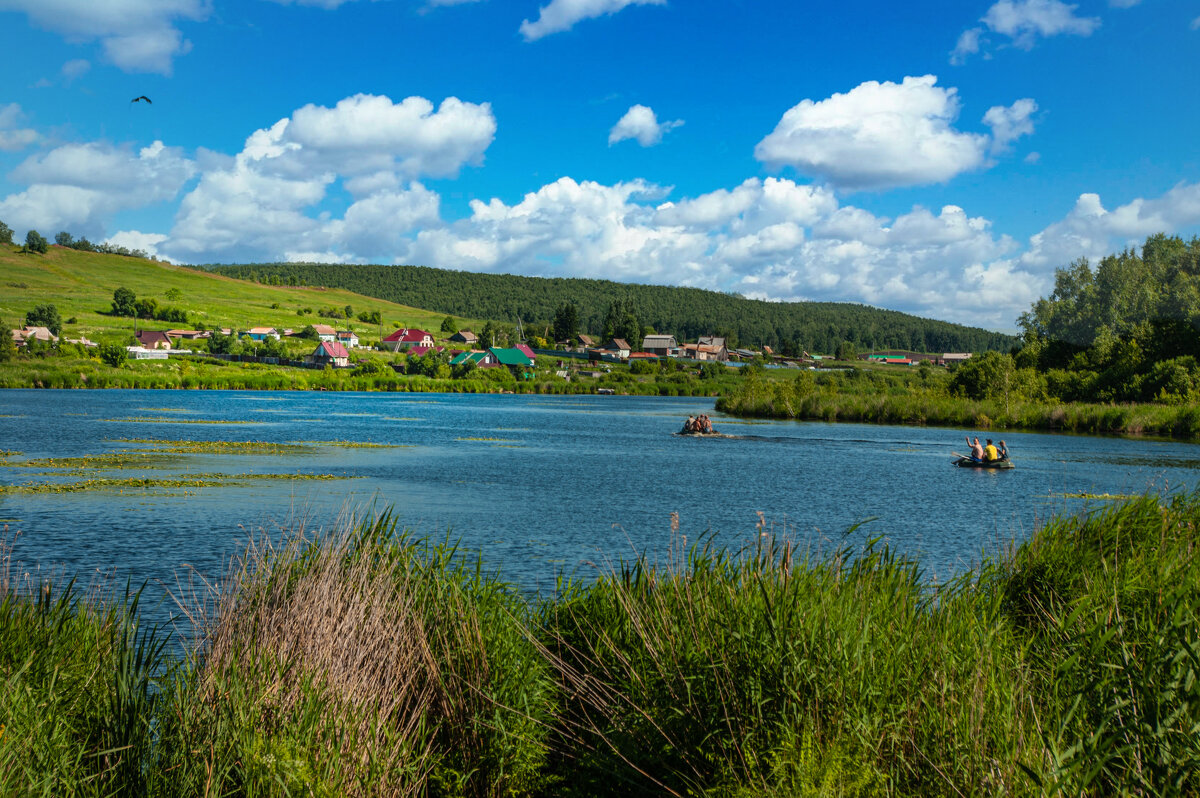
951,451,974,461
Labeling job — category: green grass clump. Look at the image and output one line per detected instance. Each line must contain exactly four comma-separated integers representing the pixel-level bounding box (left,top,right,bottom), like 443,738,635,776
0,557,167,795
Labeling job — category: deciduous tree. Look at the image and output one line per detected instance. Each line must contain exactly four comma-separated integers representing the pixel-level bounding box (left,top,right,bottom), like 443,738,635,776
112,287,137,316
25,304,62,336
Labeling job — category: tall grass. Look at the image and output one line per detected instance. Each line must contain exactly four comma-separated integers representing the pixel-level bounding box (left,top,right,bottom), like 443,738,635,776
3,494,1199,795
0,531,168,795
717,373,1200,439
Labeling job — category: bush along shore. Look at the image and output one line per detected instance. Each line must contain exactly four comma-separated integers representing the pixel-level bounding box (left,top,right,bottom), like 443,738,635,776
716,369,1200,440
4,494,1200,796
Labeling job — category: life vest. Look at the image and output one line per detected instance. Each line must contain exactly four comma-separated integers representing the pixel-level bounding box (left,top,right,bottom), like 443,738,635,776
984,444,998,461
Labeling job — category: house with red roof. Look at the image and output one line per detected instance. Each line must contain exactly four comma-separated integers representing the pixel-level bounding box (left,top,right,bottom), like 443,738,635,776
381,327,434,352
308,340,350,367
514,343,537,361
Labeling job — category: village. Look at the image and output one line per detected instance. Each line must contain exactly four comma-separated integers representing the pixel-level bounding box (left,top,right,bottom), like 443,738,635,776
9,317,975,378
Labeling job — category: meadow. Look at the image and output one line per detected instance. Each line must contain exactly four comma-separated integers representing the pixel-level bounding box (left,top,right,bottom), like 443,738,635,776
0,243,467,347
3,491,1198,796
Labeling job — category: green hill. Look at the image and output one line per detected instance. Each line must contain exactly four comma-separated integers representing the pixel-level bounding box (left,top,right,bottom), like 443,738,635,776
0,245,470,344
209,262,1017,354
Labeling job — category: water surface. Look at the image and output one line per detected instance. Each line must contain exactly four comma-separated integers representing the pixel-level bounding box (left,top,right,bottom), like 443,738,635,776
2,390,1196,608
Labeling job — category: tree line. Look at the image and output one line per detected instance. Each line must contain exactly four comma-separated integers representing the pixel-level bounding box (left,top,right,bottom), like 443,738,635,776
205,262,1015,354
951,234,1200,405
0,220,155,260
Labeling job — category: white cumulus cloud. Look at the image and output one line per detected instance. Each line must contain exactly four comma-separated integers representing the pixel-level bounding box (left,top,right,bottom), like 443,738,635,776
164,93,492,262
754,75,991,191
279,93,496,182
0,140,195,239
983,98,1037,153
0,104,38,151
105,230,170,259
520,0,665,41
0,0,209,74
608,104,683,147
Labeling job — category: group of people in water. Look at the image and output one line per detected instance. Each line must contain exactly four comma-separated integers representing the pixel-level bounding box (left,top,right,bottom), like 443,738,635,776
682,414,714,434
966,435,1008,462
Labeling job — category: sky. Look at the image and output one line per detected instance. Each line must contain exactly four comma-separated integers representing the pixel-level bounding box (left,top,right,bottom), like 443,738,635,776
1,0,1198,331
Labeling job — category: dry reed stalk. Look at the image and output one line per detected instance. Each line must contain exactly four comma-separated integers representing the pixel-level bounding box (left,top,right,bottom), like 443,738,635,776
179,515,442,797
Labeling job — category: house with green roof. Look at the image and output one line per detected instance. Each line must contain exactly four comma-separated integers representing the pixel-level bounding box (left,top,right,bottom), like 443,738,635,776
488,347,535,379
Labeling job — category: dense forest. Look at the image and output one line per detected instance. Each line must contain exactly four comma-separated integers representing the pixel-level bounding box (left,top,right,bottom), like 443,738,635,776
950,233,1200,404
205,262,1015,354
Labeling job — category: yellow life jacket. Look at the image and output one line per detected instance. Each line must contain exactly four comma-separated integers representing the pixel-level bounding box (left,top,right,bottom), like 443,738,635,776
984,444,998,461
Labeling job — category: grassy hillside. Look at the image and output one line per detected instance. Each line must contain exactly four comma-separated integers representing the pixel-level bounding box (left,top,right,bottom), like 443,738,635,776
210,261,1019,354
0,244,471,344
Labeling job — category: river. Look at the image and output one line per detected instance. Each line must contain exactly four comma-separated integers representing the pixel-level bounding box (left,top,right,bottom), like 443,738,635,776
2,390,1196,610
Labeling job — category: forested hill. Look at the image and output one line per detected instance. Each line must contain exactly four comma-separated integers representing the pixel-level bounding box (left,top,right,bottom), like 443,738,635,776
206,262,1016,354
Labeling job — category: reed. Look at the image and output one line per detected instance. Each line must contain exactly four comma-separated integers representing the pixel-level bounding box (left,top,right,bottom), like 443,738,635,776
717,374,1200,440
0,531,168,796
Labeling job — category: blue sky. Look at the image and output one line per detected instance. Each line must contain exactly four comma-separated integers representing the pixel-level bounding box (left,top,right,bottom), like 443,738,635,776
1,0,1197,330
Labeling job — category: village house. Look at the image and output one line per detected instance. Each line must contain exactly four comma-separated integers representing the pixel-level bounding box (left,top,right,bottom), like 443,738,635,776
135,330,173,350
697,336,729,361
449,330,477,345
489,347,535,378
407,345,445,358
381,327,434,352
11,326,58,347
681,343,726,362
640,334,678,358
605,339,632,360
165,329,209,340
311,324,338,342
449,350,497,367
246,327,282,341
308,340,350,367
576,334,597,349
514,343,537,361
336,330,359,349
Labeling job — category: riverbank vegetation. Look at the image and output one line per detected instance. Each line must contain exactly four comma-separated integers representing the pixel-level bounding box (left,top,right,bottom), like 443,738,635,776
0,344,748,396
720,234,1200,439
4,491,1199,795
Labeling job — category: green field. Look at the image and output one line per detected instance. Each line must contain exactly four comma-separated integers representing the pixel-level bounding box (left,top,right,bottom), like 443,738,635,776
0,243,475,345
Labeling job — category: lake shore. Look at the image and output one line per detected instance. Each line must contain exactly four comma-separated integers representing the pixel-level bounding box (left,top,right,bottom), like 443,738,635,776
4,491,1198,795
717,375,1200,441
0,353,735,396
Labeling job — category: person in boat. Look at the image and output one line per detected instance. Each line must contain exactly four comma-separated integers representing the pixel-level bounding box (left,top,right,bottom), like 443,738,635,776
984,439,999,461
966,436,984,461
701,415,713,434
997,440,1009,460
682,415,696,433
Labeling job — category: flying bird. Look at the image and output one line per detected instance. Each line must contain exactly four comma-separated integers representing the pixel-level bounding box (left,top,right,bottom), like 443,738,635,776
131,95,152,104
